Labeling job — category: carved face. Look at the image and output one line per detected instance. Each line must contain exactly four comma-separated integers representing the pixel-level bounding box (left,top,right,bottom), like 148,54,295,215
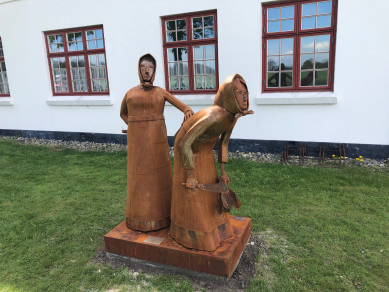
140,60,155,82
232,78,248,110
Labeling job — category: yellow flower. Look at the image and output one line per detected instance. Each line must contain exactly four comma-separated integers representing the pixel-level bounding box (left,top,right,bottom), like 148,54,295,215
332,155,335,157
359,156,363,158
356,158,360,161
341,156,344,159
360,159,364,162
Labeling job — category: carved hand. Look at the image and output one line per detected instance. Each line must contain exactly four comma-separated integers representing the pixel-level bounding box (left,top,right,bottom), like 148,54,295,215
184,111,194,121
184,169,198,189
218,163,230,186
235,110,254,118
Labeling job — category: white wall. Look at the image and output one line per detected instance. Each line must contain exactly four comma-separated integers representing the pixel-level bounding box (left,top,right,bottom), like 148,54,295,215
0,0,388,145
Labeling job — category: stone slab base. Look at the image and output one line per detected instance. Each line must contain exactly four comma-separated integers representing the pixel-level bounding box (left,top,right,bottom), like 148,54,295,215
104,215,251,280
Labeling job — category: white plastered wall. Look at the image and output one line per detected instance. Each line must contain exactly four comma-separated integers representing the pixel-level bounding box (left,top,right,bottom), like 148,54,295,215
0,0,388,145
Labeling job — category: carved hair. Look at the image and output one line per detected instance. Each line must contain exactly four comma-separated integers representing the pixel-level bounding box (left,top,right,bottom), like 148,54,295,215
140,56,155,66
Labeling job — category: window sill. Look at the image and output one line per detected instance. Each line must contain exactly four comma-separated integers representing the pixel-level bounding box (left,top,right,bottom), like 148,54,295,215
256,92,337,105
166,94,215,106
46,95,113,106
0,97,14,106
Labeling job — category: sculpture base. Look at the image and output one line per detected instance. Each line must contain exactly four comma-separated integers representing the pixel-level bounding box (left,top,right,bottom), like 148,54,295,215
104,215,251,280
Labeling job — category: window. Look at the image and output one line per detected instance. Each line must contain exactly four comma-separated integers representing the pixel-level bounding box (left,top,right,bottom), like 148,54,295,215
162,11,218,94
262,0,337,92
44,25,109,95
0,37,10,96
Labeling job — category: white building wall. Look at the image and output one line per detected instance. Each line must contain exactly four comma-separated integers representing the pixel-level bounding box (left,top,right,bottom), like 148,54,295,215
0,0,388,145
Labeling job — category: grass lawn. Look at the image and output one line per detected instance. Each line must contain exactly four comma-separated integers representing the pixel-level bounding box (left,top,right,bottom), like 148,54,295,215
0,139,388,291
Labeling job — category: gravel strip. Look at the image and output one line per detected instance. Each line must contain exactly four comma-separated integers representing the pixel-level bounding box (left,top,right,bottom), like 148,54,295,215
1,135,388,170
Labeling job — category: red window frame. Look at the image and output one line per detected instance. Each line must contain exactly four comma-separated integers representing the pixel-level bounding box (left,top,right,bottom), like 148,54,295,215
0,37,11,97
262,0,338,93
162,10,219,94
44,25,110,96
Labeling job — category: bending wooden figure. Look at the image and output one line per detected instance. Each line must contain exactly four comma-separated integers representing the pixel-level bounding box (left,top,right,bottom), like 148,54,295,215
170,74,254,251
120,53,193,232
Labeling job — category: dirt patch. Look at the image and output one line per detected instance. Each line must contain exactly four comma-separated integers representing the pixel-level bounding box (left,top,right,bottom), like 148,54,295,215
93,234,263,292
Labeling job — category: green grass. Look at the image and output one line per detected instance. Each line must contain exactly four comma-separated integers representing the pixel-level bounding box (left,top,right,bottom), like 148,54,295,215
0,140,388,291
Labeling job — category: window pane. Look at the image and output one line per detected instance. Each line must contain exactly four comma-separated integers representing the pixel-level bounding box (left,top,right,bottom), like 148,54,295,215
57,44,64,52
52,58,59,69
98,54,105,65
205,60,215,74
281,55,293,70
179,62,188,76
89,55,97,66
301,36,315,53
177,30,187,41
166,20,176,31
56,35,63,43
193,29,203,39
267,57,279,71
302,3,316,16
68,42,76,51
50,44,56,52
0,73,2,83
194,61,204,74
79,68,86,79
96,39,104,49
301,54,314,69
301,71,314,86
53,69,60,81
76,42,84,50
95,29,103,39
72,69,79,80
281,6,294,18
281,72,293,87
204,16,214,27
204,27,214,38
167,31,176,42
0,84,4,93
78,56,85,67
178,47,188,61
99,67,107,79
169,77,179,90
168,63,178,76
48,35,56,44
193,46,203,60
315,70,328,86
302,17,315,29
318,1,331,14
75,32,82,41
3,72,8,83
73,81,80,92
268,21,280,33
60,69,67,79
177,19,186,30
67,33,74,42
267,39,279,55
0,62,4,72
206,75,216,89
192,17,202,28
100,79,108,91
205,45,215,59
88,40,95,49
59,57,66,68
195,76,205,89
92,79,100,91
91,67,99,79
316,35,330,52
168,48,177,62
80,80,88,92
180,77,189,90
267,73,279,87
281,38,293,54
315,53,329,69
268,8,280,20
87,31,94,40
317,15,331,28
281,19,294,31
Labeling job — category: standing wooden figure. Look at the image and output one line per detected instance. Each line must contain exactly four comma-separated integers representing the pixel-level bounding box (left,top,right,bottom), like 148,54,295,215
170,74,253,251
120,54,193,232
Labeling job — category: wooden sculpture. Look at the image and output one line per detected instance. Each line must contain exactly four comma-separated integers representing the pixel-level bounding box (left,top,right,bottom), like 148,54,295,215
170,74,254,251
120,53,193,232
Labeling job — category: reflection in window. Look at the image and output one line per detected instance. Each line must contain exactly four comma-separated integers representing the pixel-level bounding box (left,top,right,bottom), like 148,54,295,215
48,34,64,53
193,45,216,90
0,61,10,94
300,35,330,87
166,19,187,42
302,1,332,30
87,29,104,49
51,57,69,92
267,6,294,33
67,32,83,51
192,15,215,40
89,54,108,91
70,56,87,92
267,38,294,88
167,47,189,91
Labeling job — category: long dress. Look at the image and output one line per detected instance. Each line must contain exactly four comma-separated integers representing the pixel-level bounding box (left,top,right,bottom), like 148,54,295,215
170,74,250,251
120,54,192,232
